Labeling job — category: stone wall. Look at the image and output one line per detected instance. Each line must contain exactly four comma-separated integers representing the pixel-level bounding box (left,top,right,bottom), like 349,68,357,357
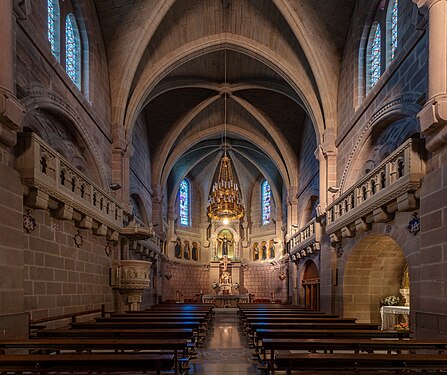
161,261,210,301
242,263,288,302
23,209,114,321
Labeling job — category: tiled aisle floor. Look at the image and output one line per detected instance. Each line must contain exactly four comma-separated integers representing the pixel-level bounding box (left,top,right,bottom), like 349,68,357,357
188,308,259,374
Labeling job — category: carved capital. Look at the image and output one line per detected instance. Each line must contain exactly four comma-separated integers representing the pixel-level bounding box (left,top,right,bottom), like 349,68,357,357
0,90,24,147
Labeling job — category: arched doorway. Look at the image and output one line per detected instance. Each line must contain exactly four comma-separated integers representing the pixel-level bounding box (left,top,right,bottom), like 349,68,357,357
302,261,320,310
343,235,407,323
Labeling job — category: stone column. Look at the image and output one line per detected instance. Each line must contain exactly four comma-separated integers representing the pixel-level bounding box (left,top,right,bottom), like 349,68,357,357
0,0,26,339
414,0,447,152
111,128,130,212
0,0,24,152
411,0,447,339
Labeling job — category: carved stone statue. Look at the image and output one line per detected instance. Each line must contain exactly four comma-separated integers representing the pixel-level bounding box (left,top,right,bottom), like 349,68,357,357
268,239,275,259
217,234,233,257
261,241,267,260
174,238,182,259
192,241,199,261
252,242,259,261
220,270,232,285
183,240,190,260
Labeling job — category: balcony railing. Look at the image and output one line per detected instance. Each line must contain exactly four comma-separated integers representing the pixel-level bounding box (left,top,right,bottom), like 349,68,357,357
288,218,321,257
16,132,123,232
326,138,425,242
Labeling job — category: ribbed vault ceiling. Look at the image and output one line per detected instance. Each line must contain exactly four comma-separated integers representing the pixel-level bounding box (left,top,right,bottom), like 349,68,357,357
92,0,356,207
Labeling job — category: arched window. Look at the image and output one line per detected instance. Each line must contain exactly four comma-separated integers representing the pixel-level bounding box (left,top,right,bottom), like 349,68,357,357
368,22,381,90
47,0,60,60
65,13,81,88
261,180,271,225
387,0,398,64
179,179,190,226
46,1,87,92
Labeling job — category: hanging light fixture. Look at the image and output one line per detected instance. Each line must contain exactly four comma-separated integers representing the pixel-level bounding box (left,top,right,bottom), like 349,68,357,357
207,50,244,222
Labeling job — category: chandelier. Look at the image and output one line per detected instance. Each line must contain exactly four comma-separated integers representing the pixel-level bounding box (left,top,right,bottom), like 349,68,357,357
207,49,244,221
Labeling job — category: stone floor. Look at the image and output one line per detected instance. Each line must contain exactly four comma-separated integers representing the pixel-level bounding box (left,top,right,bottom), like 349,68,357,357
188,308,259,374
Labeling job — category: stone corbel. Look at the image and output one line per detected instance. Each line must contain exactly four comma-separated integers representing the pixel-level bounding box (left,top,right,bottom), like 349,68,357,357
330,232,342,245
77,215,93,229
53,202,73,221
373,207,393,223
26,189,49,209
355,217,371,232
397,193,418,212
93,223,107,236
341,225,355,238
107,230,119,243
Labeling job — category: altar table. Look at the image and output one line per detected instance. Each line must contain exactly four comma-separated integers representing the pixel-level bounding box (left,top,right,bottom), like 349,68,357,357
380,305,410,330
203,294,249,307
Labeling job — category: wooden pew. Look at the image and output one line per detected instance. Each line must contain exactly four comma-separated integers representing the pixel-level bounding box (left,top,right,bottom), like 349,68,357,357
70,321,201,330
0,353,174,375
0,338,187,374
248,322,379,331
36,328,194,339
263,338,447,372
274,352,447,374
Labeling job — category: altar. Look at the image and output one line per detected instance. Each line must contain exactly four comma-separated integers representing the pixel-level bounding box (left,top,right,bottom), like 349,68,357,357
203,294,249,307
380,305,410,330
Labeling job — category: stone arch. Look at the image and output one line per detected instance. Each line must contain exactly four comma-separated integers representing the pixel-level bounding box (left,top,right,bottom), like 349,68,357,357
21,90,109,189
298,259,320,310
129,192,149,225
339,94,422,191
343,235,407,323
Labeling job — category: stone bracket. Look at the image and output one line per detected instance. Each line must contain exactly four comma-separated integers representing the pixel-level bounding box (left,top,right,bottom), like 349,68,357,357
25,189,49,209
93,223,108,237
53,203,73,221
373,207,393,223
397,193,417,212
355,218,371,232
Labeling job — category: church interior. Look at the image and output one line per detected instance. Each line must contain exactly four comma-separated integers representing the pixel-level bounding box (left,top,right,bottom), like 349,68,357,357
1,0,447,373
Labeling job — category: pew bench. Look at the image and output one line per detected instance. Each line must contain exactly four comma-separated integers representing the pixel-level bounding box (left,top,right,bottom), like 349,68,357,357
262,338,447,372
274,352,447,374
0,353,174,375
0,338,188,374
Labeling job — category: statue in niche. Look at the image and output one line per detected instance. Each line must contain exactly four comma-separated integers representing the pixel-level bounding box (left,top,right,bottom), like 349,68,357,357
261,241,267,260
218,234,233,257
183,240,190,260
268,239,275,259
252,242,259,261
174,238,182,259
192,242,199,261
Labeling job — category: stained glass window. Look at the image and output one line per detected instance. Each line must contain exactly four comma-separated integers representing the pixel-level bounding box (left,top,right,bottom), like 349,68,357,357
65,14,81,87
390,0,398,60
262,180,271,225
47,0,60,60
179,179,190,226
369,23,381,88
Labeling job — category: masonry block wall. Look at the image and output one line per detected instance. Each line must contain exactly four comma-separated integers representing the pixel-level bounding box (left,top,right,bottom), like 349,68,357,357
23,209,114,321
242,263,288,302
161,262,210,300
0,0,115,327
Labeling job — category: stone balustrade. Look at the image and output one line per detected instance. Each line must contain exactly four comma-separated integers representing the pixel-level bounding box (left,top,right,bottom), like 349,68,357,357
326,138,425,243
15,132,123,236
288,218,321,259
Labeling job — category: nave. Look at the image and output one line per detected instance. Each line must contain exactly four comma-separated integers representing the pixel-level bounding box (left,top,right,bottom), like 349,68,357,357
189,308,258,374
